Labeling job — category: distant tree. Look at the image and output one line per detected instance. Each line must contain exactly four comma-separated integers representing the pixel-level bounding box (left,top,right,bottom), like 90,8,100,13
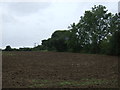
4,45,12,51
19,47,32,51
32,45,46,51
12,48,19,51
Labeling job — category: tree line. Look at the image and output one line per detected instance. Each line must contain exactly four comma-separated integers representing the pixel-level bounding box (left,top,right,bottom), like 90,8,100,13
3,5,120,56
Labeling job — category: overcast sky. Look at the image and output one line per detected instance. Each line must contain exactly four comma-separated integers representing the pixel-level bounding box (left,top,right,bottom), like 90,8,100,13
0,1,119,48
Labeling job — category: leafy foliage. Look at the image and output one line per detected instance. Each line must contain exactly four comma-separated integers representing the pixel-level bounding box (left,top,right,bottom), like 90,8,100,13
42,30,70,52
4,45,12,51
41,5,119,55
108,31,120,55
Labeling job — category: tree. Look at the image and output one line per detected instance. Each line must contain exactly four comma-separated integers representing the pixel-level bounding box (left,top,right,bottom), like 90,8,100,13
109,13,120,35
50,30,70,52
4,45,12,51
108,31,120,56
76,5,112,53
67,23,82,52
42,38,56,51
42,30,70,52
40,5,119,55
19,47,32,51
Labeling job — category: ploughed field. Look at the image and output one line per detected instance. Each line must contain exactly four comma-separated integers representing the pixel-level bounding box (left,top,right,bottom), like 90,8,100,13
2,51,119,88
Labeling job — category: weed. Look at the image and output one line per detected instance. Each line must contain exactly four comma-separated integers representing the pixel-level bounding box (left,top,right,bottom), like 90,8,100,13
28,79,49,88
31,79,38,83
41,80,48,83
79,78,109,86
28,84,44,88
58,78,110,87
28,78,116,88
59,81,72,86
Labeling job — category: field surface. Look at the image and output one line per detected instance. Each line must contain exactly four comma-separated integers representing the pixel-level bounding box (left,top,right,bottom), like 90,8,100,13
2,51,119,88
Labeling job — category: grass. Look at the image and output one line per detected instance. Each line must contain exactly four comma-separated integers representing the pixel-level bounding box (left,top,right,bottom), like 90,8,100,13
28,84,45,88
28,78,116,88
59,81,72,86
2,52,15,56
28,79,49,88
78,78,109,86
40,50,48,52
58,79,109,87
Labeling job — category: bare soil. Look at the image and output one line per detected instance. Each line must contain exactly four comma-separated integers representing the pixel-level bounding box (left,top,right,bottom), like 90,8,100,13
2,51,119,88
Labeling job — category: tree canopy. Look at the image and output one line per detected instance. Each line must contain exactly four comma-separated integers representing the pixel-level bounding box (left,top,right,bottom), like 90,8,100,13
41,5,120,55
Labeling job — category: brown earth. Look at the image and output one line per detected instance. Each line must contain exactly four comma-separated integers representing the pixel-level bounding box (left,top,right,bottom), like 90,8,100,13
2,51,119,88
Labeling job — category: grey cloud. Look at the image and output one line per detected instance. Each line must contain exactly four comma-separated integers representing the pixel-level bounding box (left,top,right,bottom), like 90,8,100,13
1,2,117,48
2,14,17,23
7,2,51,16
118,1,120,13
